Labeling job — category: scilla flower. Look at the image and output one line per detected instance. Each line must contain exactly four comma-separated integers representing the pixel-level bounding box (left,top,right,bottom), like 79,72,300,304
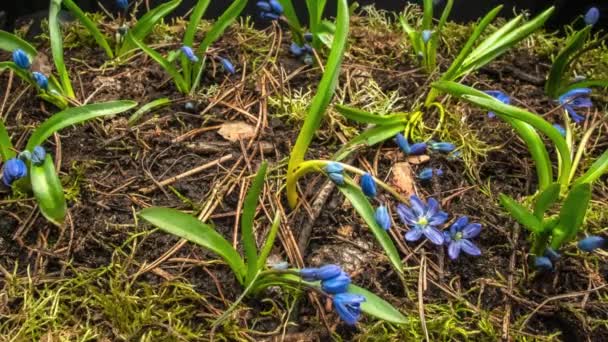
333,293,366,325
12,49,30,69
395,133,426,156
31,146,46,165
2,158,27,186
220,57,236,75
32,72,48,90
584,7,600,26
300,264,342,281
484,90,510,118
360,173,376,197
257,0,283,21
116,0,128,11
290,42,313,57
443,216,482,260
321,271,351,294
325,162,345,186
429,141,455,153
422,30,432,44
417,167,443,181
578,235,607,252
375,206,391,230
397,195,447,245
180,46,199,63
558,88,593,123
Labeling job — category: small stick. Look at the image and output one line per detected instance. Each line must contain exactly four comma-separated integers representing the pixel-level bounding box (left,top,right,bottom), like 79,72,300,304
138,154,233,194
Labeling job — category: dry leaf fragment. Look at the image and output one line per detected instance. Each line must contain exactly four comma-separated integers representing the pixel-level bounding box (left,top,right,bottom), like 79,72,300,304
217,121,256,141
391,162,415,197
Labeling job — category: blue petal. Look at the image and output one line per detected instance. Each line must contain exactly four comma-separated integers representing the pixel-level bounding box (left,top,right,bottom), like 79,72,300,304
559,88,592,104
564,105,585,123
321,272,351,294
428,211,448,226
430,142,455,153
375,206,391,230
423,226,444,245
449,216,469,235
289,42,304,56
404,228,423,242
317,264,343,280
396,204,417,226
256,1,271,12
360,173,377,197
299,268,319,281
417,168,433,181
409,142,427,155
333,293,365,325
2,158,27,187
269,0,284,14
325,162,344,174
448,241,461,260
220,58,236,74
552,123,566,137
32,72,48,90
426,198,440,218
409,195,426,217
12,49,31,69
460,239,481,256
328,172,345,186
462,223,481,239
395,133,410,153
31,146,46,166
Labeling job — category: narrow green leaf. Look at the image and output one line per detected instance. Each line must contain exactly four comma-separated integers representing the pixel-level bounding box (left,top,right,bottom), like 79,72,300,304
559,79,608,95
574,150,608,185
49,0,74,98
0,30,37,56
0,61,33,86
499,194,542,233
286,0,349,207
545,26,590,98
197,0,246,55
128,97,171,126
257,212,281,270
0,120,15,162
139,207,247,283
338,179,404,275
241,162,267,285
30,155,66,227
127,33,189,93
348,284,408,324
182,0,211,85
551,183,591,248
437,0,454,32
463,15,523,64
333,122,407,162
27,100,137,151
119,0,182,55
335,105,407,125
533,183,561,219
422,0,433,31
62,0,113,58
278,0,304,44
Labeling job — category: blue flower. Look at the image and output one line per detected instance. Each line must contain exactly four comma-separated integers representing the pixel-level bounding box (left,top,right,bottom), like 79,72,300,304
534,256,553,270
268,0,284,14
417,167,443,181
300,264,343,281
360,173,376,197
397,195,447,245
422,30,432,44
558,88,593,123
31,146,46,165
333,293,366,325
325,162,345,185
552,123,566,137
180,46,199,63
220,57,236,75
116,0,128,11
484,90,511,118
443,216,482,260
585,7,600,26
375,206,391,230
578,235,606,252
256,1,271,12
395,133,426,156
12,49,30,69
429,141,455,153
321,271,351,294
32,72,48,90
2,158,27,187
289,42,313,57
257,0,283,21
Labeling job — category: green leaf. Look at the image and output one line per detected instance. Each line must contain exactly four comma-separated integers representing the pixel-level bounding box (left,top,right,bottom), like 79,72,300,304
127,33,189,93
128,97,171,126
559,79,608,95
257,212,281,270
182,0,211,85
0,30,37,56
437,0,454,32
26,100,137,151
545,26,590,98
138,207,247,283
334,105,407,125
30,155,66,227
0,120,15,162
62,0,113,58
119,0,182,55
574,150,608,186
49,0,75,98
277,0,304,44
241,162,267,286
338,179,403,275
551,183,591,248
348,284,408,324
422,0,433,31
499,194,542,233
533,183,561,219
286,0,349,207
333,122,407,161
0,62,69,108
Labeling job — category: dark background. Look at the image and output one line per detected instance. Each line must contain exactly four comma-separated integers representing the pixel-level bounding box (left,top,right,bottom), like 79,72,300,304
0,1,605,31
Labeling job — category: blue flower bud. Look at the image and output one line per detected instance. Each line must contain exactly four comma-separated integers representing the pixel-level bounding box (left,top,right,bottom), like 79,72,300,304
321,272,351,294
409,142,427,155
220,57,236,75
325,162,344,174
328,172,345,186
180,46,199,63
360,173,377,197
271,261,289,270
316,264,342,280
2,158,27,187
269,0,284,15
395,133,427,155
552,123,566,137
422,30,432,44
534,256,553,271
260,12,280,21
429,141,455,153
417,168,442,181
32,72,48,90
299,268,319,281
304,32,313,42
544,248,561,261
12,49,31,69
31,146,46,165
578,235,606,252
116,0,129,11
290,42,304,57
585,7,600,26
375,206,391,230
256,1,271,12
